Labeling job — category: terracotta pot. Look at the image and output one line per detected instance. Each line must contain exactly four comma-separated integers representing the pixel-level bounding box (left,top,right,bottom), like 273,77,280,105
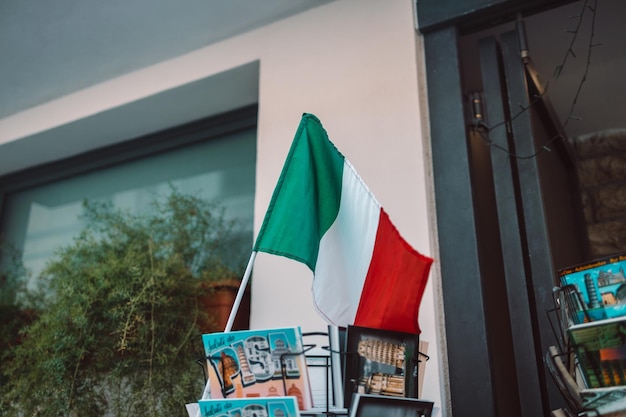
198,279,250,333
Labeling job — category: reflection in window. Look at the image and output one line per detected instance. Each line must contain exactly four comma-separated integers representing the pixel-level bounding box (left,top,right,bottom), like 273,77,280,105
1,126,256,291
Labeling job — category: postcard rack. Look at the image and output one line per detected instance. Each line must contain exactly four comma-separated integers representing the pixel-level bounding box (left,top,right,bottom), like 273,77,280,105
545,285,626,416
547,284,593,352
196,330,344,416
196,328,431,417
285,331,347,416
297,343,431,417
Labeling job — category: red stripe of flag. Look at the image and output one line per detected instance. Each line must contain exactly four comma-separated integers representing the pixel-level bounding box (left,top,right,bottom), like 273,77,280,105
354,209,433,334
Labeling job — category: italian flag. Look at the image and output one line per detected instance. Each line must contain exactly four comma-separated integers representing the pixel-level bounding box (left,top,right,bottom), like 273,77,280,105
254,114,433,334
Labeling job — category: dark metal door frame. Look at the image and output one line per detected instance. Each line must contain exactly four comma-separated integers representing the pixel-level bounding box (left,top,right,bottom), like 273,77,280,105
422,26,498,417
418,1,579,416
478,33,546,417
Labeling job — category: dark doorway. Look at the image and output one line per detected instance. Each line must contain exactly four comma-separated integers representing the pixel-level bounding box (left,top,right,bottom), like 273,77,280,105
418,0,626,415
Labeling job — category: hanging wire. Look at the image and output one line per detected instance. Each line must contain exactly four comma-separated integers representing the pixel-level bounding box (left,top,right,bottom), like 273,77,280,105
562,0,599,130
474,0,599,160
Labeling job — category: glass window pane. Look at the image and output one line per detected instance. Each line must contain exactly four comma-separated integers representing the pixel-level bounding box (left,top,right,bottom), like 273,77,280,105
1,127,256,289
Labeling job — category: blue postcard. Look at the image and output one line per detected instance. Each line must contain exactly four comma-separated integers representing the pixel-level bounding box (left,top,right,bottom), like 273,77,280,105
198,397,300,417
202,326,313,411
559,253,626,323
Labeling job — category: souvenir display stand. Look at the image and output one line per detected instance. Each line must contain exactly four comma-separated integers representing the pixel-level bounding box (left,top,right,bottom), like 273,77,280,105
546,254,626,416
195,325,433,417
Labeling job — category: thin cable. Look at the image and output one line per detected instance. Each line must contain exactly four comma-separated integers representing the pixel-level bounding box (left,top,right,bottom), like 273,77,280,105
563,0,598,129
476,0,599,160
554,0,593,79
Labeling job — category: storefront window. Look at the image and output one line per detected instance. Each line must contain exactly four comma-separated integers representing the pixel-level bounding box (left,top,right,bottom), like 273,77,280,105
0,119,256,293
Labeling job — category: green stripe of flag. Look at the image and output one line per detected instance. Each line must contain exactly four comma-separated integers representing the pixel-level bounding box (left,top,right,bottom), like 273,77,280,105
254,114,344,271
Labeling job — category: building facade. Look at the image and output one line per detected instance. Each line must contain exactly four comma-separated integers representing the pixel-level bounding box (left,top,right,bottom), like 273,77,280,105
2,0,623,415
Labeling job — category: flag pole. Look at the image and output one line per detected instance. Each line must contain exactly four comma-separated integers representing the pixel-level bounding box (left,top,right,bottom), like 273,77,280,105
224,250,257,332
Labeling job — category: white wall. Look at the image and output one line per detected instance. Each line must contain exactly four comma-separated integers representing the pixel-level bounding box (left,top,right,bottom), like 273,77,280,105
0,0,445,411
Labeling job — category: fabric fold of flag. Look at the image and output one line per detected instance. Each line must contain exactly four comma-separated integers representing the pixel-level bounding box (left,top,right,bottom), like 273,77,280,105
254,113,433,334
